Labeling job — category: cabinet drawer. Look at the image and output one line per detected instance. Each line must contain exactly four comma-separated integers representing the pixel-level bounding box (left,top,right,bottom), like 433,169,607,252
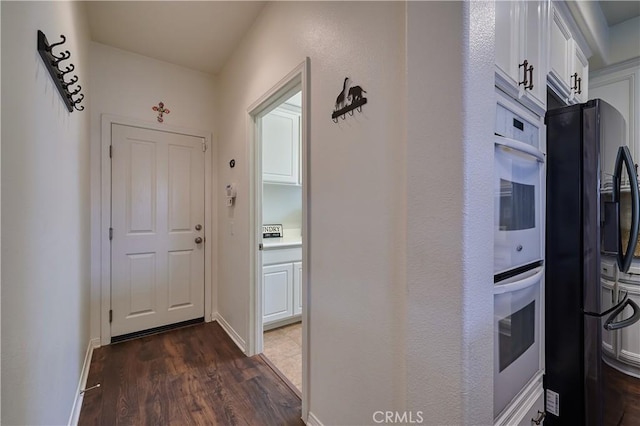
520,390,544,426
263,247,302,265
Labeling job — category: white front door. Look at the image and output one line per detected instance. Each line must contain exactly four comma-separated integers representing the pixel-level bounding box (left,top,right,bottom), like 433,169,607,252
111,124,205,337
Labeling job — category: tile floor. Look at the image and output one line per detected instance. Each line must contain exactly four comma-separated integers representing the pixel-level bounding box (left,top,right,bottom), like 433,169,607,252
263,322,302,391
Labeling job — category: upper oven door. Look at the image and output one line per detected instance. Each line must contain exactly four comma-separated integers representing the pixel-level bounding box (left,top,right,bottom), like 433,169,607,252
494,136,544,276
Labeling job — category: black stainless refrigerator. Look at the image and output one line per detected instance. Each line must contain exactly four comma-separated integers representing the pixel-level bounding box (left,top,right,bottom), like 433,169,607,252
545,99,640,425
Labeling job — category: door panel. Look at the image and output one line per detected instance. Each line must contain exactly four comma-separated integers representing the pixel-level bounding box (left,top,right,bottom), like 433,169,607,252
129,141,156,233
112,124,205,337
263,263,293,324
168,250,193,309
127,252,157,316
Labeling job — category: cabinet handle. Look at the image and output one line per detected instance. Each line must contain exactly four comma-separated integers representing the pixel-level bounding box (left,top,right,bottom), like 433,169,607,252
571,72,578,91
576,77,582,94
532,410,546,425
518,60,529,88
526,65,534,91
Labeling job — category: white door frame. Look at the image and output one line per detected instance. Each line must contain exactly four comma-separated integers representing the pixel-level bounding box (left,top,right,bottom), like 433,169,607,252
247,58,310,420
100,114,215,346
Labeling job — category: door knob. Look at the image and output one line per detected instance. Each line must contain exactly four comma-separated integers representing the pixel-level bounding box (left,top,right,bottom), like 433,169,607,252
195,237,203,244
195,224,202,231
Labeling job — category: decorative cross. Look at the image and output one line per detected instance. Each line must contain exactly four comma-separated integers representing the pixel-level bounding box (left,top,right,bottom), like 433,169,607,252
152,101,170,123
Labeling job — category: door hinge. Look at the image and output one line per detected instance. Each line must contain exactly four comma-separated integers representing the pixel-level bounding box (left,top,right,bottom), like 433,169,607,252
109,228,113,240
109,309,113,323
109,145,113,158
202,142,207,152
259,243,263,251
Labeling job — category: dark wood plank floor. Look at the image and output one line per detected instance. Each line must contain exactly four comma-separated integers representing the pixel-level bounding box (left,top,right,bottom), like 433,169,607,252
78,321,304,426
604,363,640,426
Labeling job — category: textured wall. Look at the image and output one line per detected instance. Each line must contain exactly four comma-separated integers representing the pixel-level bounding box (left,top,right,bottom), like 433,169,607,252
216,1,407,423
406,1,494,424
1,2,92,423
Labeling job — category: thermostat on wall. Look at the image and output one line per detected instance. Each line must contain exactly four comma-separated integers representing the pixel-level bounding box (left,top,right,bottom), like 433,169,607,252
263,224,283,238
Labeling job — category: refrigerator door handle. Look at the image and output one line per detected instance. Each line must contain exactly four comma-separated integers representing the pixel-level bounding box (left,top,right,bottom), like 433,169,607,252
614,146,640,273
604,295,640,331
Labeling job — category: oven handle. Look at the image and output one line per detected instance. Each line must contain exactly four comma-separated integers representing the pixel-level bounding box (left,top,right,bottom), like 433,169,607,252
494,136,545,163
494,267,543,295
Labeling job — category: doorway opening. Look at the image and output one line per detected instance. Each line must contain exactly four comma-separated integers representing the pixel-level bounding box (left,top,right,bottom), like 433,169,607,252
260,88,303,393
248,60,309,412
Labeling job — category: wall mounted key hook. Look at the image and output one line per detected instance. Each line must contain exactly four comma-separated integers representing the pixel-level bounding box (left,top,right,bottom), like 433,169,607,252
60,64,75,76
68,85,82,97
51,50,71,63
37,30,84,113
47,34,66,51
331,77,368,123
65,75,79,86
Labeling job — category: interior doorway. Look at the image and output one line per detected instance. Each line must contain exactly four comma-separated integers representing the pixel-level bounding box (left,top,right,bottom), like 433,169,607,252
260,89,303,392
248,60,309,412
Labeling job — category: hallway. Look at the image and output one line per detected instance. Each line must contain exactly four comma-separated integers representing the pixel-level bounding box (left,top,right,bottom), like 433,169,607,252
78,322,303,425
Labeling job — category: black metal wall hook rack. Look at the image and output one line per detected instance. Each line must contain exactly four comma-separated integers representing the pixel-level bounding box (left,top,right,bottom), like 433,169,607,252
331,77,367,123
37,30,84,112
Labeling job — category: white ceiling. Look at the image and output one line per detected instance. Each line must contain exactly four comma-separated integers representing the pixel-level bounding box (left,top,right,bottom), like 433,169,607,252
86,1,266,75
599,1,640,26
86,1,638,76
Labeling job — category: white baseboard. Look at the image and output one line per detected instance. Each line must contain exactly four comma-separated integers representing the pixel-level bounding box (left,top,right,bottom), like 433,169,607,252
214,313,246,353
68,338,100,426
307,411,324,426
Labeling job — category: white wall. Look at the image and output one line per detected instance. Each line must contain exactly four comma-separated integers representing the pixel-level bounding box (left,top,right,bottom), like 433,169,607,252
88,43,218,341
263,184,301,231
1,1,92,424
216,1,407,423
609,17,640,66
405,1,494,424
591,59,640,158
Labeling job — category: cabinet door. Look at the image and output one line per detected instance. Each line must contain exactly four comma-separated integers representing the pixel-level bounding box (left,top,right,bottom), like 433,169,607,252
263,263,294,324
571,41,589,104
549,6,572,97
293,261,302,316
602,280,617,356
495,0,519,85
521,0,546,110
262,107,300,185
618,284,640,367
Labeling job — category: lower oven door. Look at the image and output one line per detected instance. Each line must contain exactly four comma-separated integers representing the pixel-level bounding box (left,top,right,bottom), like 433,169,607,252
494,267,543,417
494,136,544,275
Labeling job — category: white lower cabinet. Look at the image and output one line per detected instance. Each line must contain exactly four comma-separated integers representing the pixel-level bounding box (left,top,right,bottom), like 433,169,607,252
520,390,545,426
263,246,302,329
263,263,293,324
495,373,545,426
618,283,640,367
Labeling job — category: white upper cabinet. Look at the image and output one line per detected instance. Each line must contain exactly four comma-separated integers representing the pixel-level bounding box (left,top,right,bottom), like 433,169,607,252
548,2,590,104
571,40,589,103
521,1,547,109
262,105,301,185
549,6,572,97
495,0,547,116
